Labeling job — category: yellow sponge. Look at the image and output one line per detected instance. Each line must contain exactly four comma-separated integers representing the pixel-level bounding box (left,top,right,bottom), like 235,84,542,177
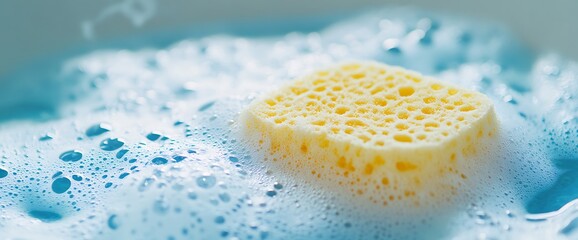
241,61,497,206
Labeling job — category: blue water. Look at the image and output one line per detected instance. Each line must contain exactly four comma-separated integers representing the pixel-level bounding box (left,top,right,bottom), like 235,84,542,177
27,210,63,223
51,177,72,194
86,123,112,137
99,138,125,151
0,7,577,240
59,150,83,162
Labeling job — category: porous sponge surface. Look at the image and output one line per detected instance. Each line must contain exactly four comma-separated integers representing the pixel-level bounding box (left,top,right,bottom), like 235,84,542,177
242,61,497,206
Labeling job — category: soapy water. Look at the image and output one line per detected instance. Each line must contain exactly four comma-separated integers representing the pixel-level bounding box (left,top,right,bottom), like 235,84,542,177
0,7,577,239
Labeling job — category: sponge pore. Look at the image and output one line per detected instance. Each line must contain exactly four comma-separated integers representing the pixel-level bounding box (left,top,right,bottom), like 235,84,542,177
241,61,497,206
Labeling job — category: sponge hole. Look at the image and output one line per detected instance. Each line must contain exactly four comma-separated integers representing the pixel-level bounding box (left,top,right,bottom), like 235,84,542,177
398,86,415,97
393,134,413,143
459,105,476,112
335,107,350,115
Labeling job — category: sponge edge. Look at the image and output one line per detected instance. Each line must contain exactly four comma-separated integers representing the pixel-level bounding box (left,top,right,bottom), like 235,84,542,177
241,61,497,207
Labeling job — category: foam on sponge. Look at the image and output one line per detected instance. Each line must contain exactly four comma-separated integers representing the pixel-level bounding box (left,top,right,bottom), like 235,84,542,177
241,61,497,206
